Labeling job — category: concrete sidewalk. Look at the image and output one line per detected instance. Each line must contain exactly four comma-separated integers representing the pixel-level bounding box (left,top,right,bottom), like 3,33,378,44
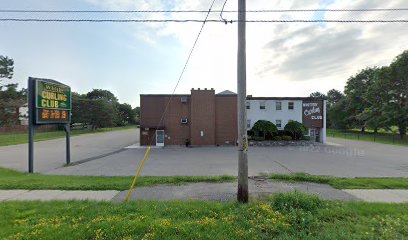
0,190,119,201
1,183,408,203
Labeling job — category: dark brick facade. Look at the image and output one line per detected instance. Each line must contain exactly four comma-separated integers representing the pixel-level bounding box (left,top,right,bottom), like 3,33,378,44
140,89,237,146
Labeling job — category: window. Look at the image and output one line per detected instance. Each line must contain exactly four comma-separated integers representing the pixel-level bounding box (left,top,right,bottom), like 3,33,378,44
181,117,188,124
260,102,266,110
246,101,250,109
180,96,188,103
276,120,282,128
288,102,294,110
276,101,282,110
247,119,251,128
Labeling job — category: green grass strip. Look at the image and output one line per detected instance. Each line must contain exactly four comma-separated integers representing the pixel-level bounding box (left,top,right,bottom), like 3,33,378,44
0,167,235,190
1,191,407,239
268,172,408,189
0,125,137,147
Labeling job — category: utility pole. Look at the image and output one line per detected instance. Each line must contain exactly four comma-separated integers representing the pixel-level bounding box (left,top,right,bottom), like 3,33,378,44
237,0,248,203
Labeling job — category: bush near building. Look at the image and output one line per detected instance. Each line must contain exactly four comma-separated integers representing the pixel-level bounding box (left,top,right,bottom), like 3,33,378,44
251,120,278,140
284,121,307,140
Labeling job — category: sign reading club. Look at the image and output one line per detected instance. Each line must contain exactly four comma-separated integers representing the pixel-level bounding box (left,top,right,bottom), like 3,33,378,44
35,80,71,124
302,100,323,128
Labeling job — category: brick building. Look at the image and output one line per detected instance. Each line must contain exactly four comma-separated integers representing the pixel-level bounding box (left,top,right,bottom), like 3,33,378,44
140,88,237,146
140,89,326,146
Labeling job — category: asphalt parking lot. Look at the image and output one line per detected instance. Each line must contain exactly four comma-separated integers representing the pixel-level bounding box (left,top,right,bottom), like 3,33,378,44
46,136,408,178
1,129,407,177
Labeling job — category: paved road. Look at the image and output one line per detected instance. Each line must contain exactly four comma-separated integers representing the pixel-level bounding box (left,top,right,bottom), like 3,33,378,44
47,137,408,177
0,129,139,173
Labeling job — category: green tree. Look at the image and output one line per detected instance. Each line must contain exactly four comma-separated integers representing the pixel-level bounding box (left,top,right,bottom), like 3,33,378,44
284,121,307,140
309,92,327,99
88,99,118,130
327,99,349,129
251,120,278,139
117,103,135,126
133,107,140,125
344,67,378,132
326,89,344,108
386,51,408,138
0,55,14,82
86,89,118,102
0,83,26,126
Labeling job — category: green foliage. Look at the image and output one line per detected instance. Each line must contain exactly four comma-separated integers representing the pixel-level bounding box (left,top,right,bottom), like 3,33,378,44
281,135,292,141
0,167,235,190
0,55,14,80
1,194,407,239
0,83,26,126
272,191,323,213
251,120,278,139
272,136,282,141
86,89,118,102
268,172,408,189
284,121,307,140
309,91,327,99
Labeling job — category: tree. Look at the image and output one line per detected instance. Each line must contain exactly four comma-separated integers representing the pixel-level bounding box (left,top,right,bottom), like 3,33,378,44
326,89,344,108
88,99,118,130
344,67,378,132
327,99,349,129
0,83,26,126
0,55,14,82
117,103,135,126
251,120,278,139
386,50,408,138
133,107,140,125
284,121,307,140
309,92,327,99
86,89,118,102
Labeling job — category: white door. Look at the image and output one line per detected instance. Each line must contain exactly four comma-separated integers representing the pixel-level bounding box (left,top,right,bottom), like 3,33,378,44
156,130,165,147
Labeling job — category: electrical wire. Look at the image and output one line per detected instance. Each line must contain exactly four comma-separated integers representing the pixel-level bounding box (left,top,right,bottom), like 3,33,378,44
219,0,230,24
0,19,407,23
147,0,217,146
1,8,408,13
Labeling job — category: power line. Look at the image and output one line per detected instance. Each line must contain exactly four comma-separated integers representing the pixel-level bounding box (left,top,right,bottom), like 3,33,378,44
0,18,407,23
148,0,216,146
1,8,408,13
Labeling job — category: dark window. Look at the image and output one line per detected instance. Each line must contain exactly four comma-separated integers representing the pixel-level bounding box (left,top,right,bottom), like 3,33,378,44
260,102,266,110
276,102,282,110
288,102,294,110
276,120,282,128
246,101,250,109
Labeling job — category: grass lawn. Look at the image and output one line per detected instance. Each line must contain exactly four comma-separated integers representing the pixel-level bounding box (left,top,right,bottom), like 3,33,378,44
0,125,137,147
0,167,235,190
0,191,407,239
268,172,408,189
327,128,408,146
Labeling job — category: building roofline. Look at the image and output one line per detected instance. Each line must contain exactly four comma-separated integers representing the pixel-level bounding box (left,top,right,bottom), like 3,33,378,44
140,94,190,97
247,97,324,101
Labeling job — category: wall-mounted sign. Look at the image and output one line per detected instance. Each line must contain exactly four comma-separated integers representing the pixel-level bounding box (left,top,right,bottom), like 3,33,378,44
34,79,71,124
302,100,323,128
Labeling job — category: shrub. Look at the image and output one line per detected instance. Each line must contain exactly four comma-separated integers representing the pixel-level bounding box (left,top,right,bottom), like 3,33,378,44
282,135,292,141
272,136,282,141
284,121,307,140
302,136,311,141
251,120,278,140
272,191,323,213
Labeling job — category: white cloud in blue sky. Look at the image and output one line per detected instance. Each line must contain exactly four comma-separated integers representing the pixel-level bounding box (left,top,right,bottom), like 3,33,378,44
1,0,407,107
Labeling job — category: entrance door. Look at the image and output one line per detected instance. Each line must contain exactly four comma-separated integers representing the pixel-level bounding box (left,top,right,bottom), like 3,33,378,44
156,130,165,147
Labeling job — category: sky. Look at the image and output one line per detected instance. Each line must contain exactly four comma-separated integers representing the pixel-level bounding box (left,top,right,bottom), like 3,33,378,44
0,0,407,107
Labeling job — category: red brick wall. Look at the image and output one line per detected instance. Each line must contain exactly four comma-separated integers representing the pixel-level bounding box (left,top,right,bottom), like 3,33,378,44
190,89,216,146
215,95,238,145
163,96,191,145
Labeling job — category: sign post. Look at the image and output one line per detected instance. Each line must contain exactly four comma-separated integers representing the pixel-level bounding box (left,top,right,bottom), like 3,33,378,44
27,77,72,173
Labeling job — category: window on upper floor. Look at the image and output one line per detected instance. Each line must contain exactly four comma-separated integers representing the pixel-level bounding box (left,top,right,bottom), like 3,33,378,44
260,102,266,110
247,119,251,128
288,102,294,110
276,120,282,128
246,101,250,109
276,101,282,110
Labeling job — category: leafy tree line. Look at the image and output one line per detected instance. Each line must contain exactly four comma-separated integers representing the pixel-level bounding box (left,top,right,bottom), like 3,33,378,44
310,50,408,139
71,90,140,130
0,54,140,129
250,120,308,141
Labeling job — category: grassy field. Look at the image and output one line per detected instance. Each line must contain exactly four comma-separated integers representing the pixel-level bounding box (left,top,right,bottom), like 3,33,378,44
0,125,137,147
268,172,408,189
0,167,235,190
1,191,407,239
327,128,408,146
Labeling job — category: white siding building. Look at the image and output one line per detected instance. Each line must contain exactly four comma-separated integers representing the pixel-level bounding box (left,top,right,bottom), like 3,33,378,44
246,97,326,143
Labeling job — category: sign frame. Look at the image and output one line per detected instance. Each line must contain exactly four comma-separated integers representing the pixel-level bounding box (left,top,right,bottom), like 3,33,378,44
28,77,71,173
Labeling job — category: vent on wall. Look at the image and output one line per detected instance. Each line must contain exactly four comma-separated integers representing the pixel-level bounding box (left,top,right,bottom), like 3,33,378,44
181,117,188,124
181,96,188,103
